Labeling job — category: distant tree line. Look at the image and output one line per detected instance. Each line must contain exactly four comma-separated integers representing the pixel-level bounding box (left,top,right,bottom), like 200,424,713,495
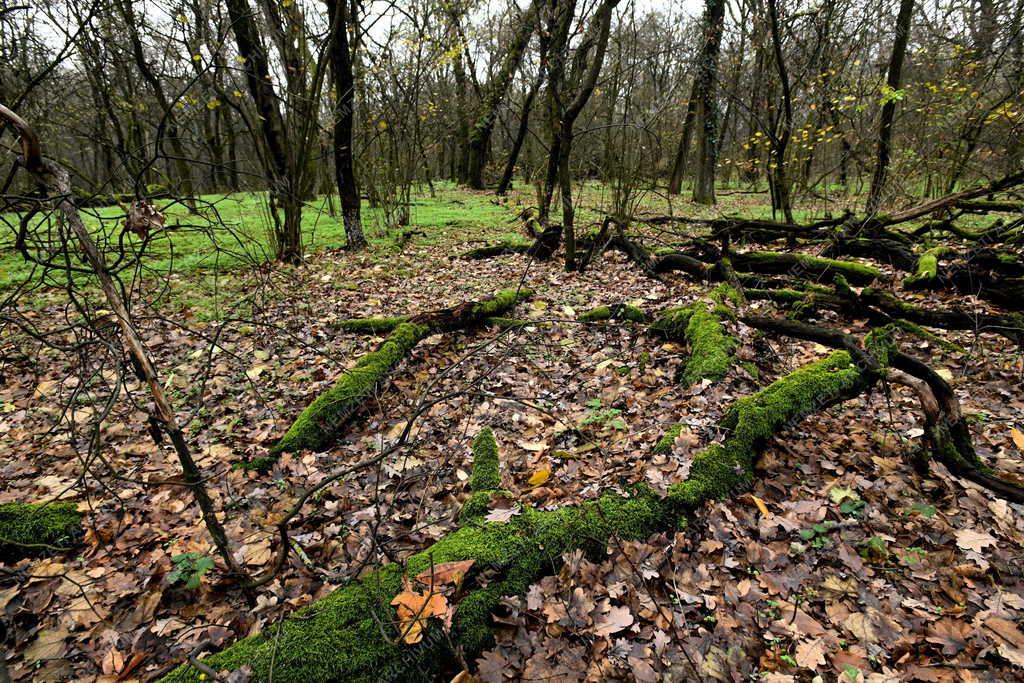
2,0,1022,261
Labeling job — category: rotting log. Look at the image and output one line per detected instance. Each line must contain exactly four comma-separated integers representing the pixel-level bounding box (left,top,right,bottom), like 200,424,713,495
332,317,409,334
728,251,883,286
740,316,1024,504
161,353,879,683
269,288,533,457
0,501,82,563
460,242,531,260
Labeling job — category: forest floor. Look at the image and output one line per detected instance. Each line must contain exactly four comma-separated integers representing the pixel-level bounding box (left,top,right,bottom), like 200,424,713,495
1,184,1023,682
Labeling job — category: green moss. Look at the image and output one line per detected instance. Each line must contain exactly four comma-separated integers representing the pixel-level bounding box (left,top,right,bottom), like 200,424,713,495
649,306,693,339
269,288,531,458
667,352,866,508
0,502,82,562
652,303,737,386
162,489,666,683
905,247,946,286
680,306,737,386
745,288,807,303
737,251,883,285
270,322,430,455
578,304,647,323
652,424,683,455
710,283,743,308
469,428,500,492
864,325,898,367
470,288,533,317
889,320,963,353
333,317,409,334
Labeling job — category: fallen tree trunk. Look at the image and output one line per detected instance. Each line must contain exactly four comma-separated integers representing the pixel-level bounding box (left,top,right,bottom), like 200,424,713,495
269,288,533,457
161,352,875,683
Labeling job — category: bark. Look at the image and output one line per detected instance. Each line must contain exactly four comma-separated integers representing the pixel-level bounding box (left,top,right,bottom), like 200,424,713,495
667,81,698,195
223,0,302,263
865,0,914,216
113,0,196,208
326,0,367,250
766,0,794,223
692,0,726,205
539,0,620,271
496,73,542,196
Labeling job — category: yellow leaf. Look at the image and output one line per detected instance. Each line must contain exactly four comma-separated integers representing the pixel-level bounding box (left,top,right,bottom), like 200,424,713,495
391,580,448,645
1011,428,1024,451
527,467,550,487
749,494,771,517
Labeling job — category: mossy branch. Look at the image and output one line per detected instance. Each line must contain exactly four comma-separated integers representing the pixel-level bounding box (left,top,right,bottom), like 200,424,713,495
270,289,533,457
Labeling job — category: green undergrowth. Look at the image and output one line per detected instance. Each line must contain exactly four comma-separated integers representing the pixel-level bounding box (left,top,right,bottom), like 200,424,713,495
0,501,82,562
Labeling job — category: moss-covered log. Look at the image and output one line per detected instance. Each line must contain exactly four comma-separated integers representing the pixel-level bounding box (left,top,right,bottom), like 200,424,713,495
460,241,531,259
903,246,948,288
163,350,881,683
0,501,82,562
664,351,869,506
270,289,533,456
332,317,410,334
729,251,883,285
651,302,737,386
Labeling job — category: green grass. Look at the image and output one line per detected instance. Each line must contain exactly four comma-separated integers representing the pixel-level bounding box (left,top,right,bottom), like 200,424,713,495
0,183,524,318
0,184,516,292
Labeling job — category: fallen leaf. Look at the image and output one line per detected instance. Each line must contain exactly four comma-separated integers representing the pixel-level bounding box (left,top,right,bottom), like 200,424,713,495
592,604,633,637
527,467,550,487
415,560,475,590
795,637,827,669
391,579,448,645
954,528,998,553
749,494,771,517
1011,427,1024,451
24,626,69,662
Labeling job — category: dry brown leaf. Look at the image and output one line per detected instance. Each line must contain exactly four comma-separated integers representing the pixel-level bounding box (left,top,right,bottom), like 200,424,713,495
592,604,634,637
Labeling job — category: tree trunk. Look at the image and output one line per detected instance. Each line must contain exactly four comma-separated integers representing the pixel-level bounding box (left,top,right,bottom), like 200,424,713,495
865,0,914,216
466,1,539,189
327,0,367,250
667,81,698,195
692,0,726,205
766,0,794,223
496,74,542,196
